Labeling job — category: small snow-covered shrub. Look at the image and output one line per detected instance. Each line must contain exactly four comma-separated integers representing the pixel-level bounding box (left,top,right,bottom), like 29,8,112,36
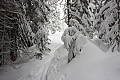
64,34,74,50
75,34,87,55
62,27,87,62
68,34,88,62
61,27,79,62
61,26,79,50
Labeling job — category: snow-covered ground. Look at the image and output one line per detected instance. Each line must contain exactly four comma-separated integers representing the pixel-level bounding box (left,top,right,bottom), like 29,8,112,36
46,36,120,80
0,31,63,80
0,31,120,80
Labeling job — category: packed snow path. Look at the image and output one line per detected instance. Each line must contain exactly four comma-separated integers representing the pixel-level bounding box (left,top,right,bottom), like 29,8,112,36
0,32,63,80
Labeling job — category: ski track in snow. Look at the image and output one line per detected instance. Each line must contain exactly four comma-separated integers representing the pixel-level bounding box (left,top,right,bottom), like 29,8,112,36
40,44,62,80
17,32,63,80
0,32,63,80
18,45,60,80
45,45,68,80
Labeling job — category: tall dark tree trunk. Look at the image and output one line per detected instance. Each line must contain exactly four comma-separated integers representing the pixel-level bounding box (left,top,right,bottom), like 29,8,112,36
67,0,70,27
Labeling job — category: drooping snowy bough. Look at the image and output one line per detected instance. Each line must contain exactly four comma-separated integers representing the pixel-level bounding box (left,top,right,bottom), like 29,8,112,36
61,27,87,63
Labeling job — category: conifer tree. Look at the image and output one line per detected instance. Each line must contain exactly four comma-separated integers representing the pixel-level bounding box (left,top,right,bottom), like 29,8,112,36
0,0,51,65
65,0,93,38
94,0,120,52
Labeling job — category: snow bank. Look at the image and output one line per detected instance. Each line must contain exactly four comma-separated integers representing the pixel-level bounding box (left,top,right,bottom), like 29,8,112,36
46,37,120,80
91,38,109,52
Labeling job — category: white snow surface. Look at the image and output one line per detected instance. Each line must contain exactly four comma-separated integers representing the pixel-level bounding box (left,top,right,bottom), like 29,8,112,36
0,31,63,80
46,34,120,80
0,32,120,80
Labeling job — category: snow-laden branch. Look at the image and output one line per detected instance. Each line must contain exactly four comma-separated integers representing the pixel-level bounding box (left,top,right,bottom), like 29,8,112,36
69,19,90,37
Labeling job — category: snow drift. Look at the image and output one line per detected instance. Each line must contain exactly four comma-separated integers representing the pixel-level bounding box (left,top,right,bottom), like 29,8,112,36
46,36,120,80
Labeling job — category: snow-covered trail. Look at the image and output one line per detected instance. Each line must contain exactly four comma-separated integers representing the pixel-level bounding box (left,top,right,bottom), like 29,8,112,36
17,32,63,80
39,32,64,80
46,45,68,80
0,32,63,80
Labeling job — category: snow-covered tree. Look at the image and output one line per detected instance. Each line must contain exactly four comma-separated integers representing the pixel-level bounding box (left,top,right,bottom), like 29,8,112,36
47,0,66,34
20,0,51,55
65,0,93,38
94,0,120,52
62,0,96,62
0,0,51,65
0,0,24,63
47,6,61,34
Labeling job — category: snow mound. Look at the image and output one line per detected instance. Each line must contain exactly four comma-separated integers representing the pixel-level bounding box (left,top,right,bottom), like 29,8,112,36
46,38,120,80
91,38,109,52
75,34,87,55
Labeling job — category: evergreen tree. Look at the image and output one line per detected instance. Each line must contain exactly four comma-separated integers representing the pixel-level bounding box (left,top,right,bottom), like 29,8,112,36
47,0,61,34
23,0,51,53
0,0,51,65
65,0,93,38
94,0,120,52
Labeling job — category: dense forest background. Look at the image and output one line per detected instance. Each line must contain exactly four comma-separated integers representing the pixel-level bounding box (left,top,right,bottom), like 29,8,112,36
0,0,119,66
